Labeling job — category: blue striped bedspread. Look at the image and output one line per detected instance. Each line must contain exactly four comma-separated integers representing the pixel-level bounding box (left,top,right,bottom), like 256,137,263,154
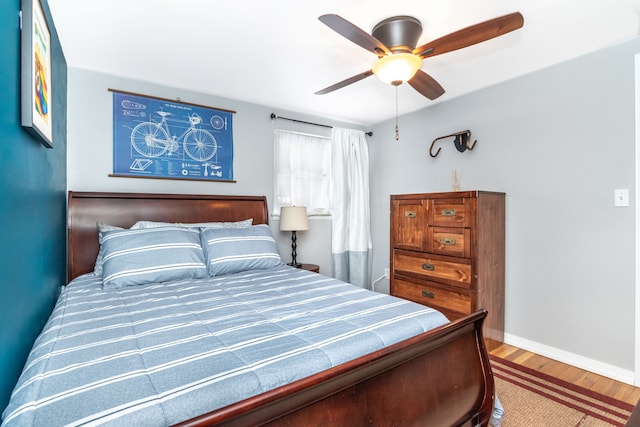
2,266,448,426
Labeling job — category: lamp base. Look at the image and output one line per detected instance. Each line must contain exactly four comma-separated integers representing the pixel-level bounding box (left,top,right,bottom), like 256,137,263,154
288,231,301,268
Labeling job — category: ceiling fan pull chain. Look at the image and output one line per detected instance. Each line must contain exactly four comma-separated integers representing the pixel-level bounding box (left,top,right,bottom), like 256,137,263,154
395,86,400,141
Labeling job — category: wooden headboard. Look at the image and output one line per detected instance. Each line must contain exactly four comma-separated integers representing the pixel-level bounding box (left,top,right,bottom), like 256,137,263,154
67,191,270,282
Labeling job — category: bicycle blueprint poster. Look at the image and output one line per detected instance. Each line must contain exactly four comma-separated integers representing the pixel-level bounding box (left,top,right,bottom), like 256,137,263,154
112,91,234,181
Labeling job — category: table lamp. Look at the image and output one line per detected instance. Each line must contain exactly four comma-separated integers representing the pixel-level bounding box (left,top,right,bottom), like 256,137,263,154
279,206,309,267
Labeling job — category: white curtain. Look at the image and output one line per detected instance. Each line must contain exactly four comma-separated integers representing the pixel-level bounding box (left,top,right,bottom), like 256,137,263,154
331,127,372,289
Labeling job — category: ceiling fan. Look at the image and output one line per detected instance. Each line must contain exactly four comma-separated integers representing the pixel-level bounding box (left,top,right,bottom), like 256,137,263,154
316,12,524,100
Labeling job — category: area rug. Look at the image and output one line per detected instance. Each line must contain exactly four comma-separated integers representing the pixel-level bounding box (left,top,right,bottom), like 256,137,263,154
490,355,634,427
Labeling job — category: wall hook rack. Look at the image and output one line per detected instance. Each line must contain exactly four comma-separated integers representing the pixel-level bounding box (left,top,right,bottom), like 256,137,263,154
429,130,477,158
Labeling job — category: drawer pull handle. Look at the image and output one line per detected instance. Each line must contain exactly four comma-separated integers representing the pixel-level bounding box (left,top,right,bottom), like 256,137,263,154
440,237,456,245
422,263,435,271
405,211,417,218
422,290,435,299
441,209,456,217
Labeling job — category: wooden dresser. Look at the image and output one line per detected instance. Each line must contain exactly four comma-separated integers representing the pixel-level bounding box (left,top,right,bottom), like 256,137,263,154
390,191,505,351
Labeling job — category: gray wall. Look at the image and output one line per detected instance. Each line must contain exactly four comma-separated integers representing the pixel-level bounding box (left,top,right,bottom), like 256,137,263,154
370,37,639,377
65,69,366,276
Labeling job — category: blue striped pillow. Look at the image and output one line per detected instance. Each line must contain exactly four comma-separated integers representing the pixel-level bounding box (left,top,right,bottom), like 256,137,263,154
101,226,208,289
202,224,282,276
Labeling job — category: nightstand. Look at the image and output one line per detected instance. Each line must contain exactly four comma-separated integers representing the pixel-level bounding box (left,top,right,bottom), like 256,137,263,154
297,263,320,273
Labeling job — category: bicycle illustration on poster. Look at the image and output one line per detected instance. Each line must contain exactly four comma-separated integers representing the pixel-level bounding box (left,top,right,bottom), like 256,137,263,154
111,90,235,181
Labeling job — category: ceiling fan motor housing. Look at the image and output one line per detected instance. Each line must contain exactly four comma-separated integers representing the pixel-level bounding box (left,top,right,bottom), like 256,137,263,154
372,16,422,53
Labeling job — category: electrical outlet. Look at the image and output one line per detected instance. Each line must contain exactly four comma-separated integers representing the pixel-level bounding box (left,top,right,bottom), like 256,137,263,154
384,268,390,278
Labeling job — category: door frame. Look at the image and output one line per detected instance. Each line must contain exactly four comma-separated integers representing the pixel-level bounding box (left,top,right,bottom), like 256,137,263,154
634,53,640,386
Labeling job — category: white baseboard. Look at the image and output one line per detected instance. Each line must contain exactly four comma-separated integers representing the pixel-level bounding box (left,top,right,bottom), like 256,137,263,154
504,333,635,385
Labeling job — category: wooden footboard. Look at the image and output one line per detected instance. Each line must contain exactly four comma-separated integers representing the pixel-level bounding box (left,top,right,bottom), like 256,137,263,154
175,310,494,427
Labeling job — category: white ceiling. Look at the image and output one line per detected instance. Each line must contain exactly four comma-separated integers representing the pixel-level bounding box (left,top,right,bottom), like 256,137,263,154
47,0,640,126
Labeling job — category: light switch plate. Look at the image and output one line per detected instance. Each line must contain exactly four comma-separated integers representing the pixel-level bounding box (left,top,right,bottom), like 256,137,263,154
614,189,629,207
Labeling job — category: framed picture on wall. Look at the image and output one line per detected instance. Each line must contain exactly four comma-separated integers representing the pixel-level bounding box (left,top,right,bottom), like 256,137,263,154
110,89,235,182
20,0,53,148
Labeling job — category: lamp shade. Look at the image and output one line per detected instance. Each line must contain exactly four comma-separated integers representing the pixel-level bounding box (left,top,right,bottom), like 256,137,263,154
372,53,422,86
279,206,309,231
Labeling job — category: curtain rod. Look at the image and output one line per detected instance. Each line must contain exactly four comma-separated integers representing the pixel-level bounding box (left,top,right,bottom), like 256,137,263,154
270,113,373,137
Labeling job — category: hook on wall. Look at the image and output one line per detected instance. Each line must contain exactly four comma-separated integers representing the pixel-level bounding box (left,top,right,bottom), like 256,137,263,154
429,130,477,158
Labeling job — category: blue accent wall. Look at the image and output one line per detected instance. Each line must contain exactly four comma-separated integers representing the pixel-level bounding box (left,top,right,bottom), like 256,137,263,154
0,0,66,411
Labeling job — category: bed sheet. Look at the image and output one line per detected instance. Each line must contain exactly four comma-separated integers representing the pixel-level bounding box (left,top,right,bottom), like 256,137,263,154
2,266,448,426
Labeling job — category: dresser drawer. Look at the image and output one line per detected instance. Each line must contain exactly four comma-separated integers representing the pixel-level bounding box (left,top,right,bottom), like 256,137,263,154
392,277,473,315
431,198,470,227
429,227,470,258
393,250,472,289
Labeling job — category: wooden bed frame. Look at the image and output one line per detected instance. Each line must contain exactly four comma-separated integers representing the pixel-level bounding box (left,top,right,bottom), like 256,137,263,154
67,191,495,427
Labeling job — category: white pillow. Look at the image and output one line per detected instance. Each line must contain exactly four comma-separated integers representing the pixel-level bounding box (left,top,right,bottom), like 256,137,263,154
132,219,253,229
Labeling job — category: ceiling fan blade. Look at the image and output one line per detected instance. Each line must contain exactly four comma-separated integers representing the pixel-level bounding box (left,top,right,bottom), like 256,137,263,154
408,70,445,100
413,12,524,58
319,14,390,57
315,70,374,95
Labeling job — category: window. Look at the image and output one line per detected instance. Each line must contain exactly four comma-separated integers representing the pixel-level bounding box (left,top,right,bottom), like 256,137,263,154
273,130,331,215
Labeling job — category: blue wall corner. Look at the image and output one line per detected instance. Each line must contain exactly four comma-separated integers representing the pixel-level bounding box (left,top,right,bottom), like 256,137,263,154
0,0,67,412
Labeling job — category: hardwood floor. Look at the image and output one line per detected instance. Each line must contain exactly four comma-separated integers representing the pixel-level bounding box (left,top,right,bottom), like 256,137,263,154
491,343,640,406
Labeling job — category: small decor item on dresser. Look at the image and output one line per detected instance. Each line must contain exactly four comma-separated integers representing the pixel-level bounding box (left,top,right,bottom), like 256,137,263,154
429,130,477,158
279,206,309,267
452,169,461,192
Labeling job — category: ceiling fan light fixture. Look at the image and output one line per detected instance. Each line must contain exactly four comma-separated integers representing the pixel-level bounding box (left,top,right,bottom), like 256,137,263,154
372,53,422,86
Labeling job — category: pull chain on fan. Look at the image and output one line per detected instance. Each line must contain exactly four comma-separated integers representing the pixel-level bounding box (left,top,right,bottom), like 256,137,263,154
395,86,399,141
